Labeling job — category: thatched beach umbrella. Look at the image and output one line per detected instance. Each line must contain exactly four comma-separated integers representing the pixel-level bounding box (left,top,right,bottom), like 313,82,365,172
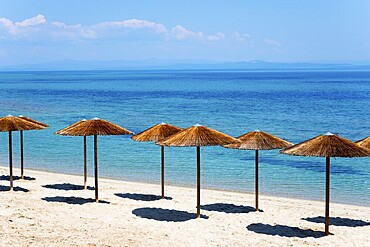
157,124,239,217
18,115,48,179
18,116,48,128
224,130,293,211
55,119,89,189
0,115,44,190
355,136,370,150
56,117,134,202
280,133,370,235
131,123,182,198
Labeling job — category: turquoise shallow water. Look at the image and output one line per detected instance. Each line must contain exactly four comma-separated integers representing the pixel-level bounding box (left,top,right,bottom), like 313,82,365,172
0,70,369,206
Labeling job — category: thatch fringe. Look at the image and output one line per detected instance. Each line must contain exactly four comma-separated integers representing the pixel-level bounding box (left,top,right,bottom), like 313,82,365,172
55,118,133,136
19,116,48,128
0,115,45,132
132,123,182,142
355,136,370,150
157,124,239,147
280,133,370,157
55,119,86,135
224,130,293,150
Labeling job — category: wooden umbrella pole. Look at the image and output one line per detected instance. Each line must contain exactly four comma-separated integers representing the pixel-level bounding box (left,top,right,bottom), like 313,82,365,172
94,135,99,202
255,149,259,211
325,156,330,236
196,146,201,218
161,145,165,199
84,136,87,190
20,130,24,179
9,131,13,190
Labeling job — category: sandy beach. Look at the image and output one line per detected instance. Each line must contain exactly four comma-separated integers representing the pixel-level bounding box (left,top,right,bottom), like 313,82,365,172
0,166,369,247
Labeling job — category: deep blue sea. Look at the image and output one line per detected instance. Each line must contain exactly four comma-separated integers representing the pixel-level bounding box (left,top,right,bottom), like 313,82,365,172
0,70,369,206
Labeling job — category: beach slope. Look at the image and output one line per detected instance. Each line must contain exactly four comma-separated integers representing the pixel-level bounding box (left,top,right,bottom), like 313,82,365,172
0,167,369,246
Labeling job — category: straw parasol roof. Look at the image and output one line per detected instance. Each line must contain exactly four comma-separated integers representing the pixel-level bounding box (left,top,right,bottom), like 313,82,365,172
55,117,133,202
280,133,370,157
0,115,46,190
280,132,370,236
355,136,370,150
55,119,87,135
18,115,49,128
132,122,182,142
224,130,293,150
0,115,45,132
157,124,238,217
55,117,133,136
132,122,183,199
158,124,239,147
223,130,293,211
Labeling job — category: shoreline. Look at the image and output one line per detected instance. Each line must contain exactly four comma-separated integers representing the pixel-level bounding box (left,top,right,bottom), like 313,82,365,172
1,164,368,208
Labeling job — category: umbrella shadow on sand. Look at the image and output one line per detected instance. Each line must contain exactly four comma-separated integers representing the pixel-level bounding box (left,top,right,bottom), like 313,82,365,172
115,193,172,201
201,203,262,214
42,183,94,191
302,216,370,227
246,223,326,238
0,185,29,192
0,175,35,181
132,207,209,222
42,196,110,205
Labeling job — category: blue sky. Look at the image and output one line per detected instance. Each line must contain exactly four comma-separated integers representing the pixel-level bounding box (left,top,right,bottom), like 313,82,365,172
0,0,369,66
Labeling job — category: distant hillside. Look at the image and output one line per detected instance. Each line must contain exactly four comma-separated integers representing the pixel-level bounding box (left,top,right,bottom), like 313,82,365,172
1,59,370,71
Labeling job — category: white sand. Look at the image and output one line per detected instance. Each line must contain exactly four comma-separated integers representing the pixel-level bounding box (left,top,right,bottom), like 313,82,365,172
0,166,369,247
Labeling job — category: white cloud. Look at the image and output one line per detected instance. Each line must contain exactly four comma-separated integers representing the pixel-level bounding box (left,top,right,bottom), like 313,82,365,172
0,15,227,44
0,17,16,34
207,32,225,41
51,22,97,39
94,19,166,33
0,15,47,37
264,38,281,47
169,25,224,42
0,18,13,28
170,25,203,40
15,14,46,27
233,32,250,42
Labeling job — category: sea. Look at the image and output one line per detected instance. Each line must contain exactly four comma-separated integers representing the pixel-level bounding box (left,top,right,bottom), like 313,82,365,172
0,70,369,206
